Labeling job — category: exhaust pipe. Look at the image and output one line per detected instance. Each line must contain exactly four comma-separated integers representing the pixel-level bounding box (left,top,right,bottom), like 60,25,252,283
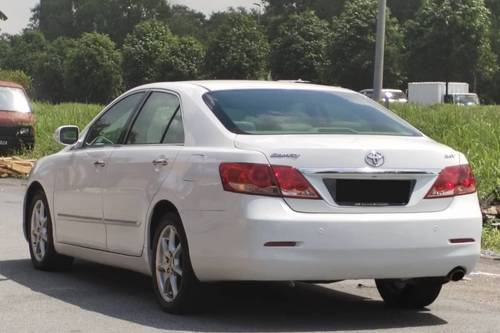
447,267,466,282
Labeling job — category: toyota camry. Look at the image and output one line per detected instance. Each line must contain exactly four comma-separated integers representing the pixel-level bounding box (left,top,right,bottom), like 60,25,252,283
23,81,482,313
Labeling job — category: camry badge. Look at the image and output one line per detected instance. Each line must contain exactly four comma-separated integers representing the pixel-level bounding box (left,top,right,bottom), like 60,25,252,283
270,153,301,160
365,151,385,167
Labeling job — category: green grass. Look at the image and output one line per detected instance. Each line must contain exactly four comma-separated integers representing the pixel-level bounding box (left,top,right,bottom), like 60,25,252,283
391,104,500,199
20,102,102,159
482,225,500,254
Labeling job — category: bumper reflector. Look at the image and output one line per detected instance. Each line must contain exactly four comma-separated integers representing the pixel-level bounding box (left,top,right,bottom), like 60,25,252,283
264,241,298,247
449,238,475,244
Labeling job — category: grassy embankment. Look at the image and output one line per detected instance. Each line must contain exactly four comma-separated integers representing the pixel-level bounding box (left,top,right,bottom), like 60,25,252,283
21,102,500,252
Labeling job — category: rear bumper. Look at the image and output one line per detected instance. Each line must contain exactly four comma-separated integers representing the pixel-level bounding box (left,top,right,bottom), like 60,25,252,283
185,194,482,282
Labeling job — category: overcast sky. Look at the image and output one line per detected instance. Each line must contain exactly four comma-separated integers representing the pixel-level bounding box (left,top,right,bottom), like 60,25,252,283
0,0,259,35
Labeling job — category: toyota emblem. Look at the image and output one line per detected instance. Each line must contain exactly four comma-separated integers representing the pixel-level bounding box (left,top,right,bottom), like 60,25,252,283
365,151,385,167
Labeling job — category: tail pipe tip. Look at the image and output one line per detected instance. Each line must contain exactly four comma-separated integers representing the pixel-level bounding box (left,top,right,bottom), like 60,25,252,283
447,267,466,282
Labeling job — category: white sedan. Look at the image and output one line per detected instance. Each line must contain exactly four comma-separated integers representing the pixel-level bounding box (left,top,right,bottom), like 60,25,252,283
24,81,482,313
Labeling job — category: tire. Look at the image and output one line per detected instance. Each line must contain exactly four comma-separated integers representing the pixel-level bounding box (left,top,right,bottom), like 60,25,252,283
152,212,199,314
28,191,74,271
376,278,443,309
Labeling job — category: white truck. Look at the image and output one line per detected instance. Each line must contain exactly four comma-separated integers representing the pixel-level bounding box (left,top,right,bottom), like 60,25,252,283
408,82,479,106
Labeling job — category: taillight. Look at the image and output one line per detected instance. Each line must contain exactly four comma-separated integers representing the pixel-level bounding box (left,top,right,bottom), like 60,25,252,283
219,163,320,199
272,165,320,199
425,165,476,199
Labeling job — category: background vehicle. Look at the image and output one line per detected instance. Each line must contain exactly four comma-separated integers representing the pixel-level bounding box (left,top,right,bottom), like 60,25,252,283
0,81,35,151
360,89,408,103
23,81,481,314
408,82,479,106
450,93,480,106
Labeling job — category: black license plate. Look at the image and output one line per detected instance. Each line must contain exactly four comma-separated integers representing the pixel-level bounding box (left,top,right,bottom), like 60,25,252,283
324,179,415,206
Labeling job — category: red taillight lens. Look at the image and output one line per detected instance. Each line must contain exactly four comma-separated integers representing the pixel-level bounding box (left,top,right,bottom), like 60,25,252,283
425,165,476,199
272,165,321,199
219,163,320,199
220,163,280,196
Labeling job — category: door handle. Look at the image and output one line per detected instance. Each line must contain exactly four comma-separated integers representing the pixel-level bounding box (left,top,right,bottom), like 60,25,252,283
94,160,106,167
152,158,169,167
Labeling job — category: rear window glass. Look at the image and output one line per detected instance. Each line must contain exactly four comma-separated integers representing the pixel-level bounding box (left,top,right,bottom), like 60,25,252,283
203,89,420,136
0,87,31,113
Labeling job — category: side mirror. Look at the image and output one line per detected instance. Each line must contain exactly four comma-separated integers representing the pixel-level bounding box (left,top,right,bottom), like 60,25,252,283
54,125,79,145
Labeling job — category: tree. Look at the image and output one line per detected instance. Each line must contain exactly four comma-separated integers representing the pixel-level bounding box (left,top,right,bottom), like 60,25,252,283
32,0,76,40
270,11,330,82
32,0,171,43
166,5,206,40
327,0,405,90
156,37,205,81
483,0,500,102
205,11,269,79
75,0,170,44
2,31,48,76
406,0,497,92
0,35,10,67
64,33,123,104
122,20,174,88
264,0,346,20
33,38,77,102
387,0,423,23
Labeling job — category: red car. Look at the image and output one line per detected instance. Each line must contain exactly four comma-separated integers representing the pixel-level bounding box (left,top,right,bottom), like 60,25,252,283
0,81,35,151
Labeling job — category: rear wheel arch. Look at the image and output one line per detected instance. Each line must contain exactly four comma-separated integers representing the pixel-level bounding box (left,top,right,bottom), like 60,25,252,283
148,200,183,251
24,181,45,240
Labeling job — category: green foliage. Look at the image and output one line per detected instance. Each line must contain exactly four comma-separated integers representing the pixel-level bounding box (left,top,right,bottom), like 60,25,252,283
406,0,497,85
270,11,330,82
327,0,405,90
34,0,75,40
482,225,500,254
206,11,269,79
122,20,174,88
33,37,77,102
2,31,47,76
0,36,11,67
33,0,171,44
264,0,346,20
166,5,206,40
0,70,33,92
64,33,123,104
387,0,423,22
391,104,500,199
156,37,205,81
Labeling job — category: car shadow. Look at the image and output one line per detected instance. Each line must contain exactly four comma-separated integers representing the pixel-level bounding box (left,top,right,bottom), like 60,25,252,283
0,259,447,332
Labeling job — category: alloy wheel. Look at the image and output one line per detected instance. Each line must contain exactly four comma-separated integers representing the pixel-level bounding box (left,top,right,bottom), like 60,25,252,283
30,199,48,262
155,225,183,302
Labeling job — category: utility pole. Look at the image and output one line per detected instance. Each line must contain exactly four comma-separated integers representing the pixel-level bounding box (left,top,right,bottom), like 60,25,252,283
373,0,386,102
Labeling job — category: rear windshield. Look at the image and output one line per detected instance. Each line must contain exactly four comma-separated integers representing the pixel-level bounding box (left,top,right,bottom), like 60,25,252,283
0,87,31,113
203,89,420,136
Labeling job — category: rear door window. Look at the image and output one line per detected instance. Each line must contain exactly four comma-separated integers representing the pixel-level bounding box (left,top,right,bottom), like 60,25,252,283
127,92,181,145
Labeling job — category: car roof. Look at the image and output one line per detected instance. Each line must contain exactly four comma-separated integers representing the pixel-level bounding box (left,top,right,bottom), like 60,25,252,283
137,80,351,93
0,80,25,89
